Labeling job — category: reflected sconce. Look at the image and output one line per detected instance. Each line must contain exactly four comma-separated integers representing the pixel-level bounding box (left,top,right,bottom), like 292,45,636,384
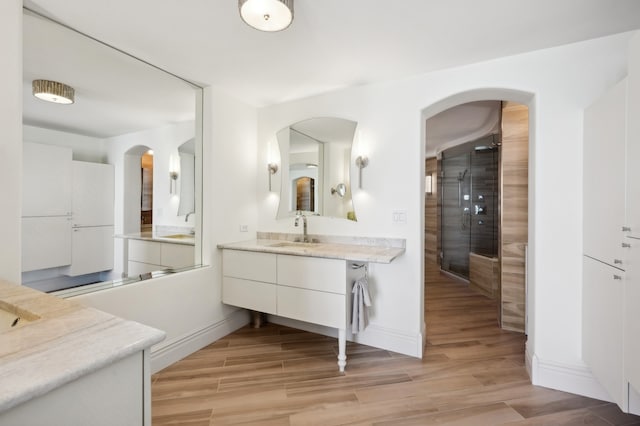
32,79,75,104
331,183,346,198
169,171,179,194
355,155,369,189
239,0,294,32
268,162,279,191
425,173,433,195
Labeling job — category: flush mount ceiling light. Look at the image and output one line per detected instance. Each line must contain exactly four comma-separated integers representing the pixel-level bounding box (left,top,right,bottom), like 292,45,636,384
239,0,294,32
32,79,75,104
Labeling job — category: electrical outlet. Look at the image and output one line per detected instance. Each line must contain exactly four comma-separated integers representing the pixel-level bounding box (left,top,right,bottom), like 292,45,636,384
239,224,248,232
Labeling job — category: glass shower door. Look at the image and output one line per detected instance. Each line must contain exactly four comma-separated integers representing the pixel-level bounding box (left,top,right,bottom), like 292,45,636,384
440,152,471,278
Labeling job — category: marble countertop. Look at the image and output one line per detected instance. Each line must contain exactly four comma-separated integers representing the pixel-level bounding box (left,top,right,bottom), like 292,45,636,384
218,233,405,264
0,280,165,413
116,231,195,246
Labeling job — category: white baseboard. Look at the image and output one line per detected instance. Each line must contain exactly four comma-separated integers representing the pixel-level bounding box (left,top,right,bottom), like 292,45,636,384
530,353,612,402
150,309,249,373
266,315,422,358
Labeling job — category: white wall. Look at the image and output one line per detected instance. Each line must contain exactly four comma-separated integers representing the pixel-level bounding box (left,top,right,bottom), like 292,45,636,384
74,88,258,372
23,125,107,162
257,32,633,396
0,0,22,284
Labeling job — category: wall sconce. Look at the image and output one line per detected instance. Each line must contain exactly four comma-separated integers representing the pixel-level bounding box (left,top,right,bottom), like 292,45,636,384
268,163,278,191
425,173,433,195
169,171,179,194
355,155,369,189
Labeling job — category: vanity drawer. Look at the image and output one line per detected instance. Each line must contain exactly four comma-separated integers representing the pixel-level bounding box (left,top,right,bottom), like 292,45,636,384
277,255,346,294
277,286,346,328
223,277,277,314
129,239,161,265
223,250,277,283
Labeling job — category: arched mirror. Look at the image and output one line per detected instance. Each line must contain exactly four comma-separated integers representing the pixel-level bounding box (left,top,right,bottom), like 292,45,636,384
276,117,358,221
21,9,202,294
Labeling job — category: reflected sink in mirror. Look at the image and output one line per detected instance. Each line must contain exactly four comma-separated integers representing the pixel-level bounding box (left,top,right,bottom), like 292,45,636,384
161,234,195,240
0,301,40,333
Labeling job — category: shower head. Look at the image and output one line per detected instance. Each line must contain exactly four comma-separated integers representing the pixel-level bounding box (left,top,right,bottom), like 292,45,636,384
457,169,468,181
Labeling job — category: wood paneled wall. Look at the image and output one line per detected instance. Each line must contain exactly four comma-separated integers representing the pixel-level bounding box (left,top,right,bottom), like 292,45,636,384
425,157,439,265
500,102,529,333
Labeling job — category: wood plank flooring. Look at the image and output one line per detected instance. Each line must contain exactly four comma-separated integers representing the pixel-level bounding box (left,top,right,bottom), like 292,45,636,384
151,265,640,425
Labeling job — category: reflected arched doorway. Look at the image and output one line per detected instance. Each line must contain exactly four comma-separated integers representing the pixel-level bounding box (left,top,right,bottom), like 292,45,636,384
124,145,154,235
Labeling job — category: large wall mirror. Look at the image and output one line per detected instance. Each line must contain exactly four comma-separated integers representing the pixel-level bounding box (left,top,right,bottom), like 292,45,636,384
276,117,358,221
21,9,203,294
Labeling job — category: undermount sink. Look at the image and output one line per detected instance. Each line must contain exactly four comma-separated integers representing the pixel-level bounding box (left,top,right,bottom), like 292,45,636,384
268,241,319,248
0,300,40,333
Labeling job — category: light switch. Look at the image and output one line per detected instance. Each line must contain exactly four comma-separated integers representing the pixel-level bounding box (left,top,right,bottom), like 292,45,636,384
392,210,407,224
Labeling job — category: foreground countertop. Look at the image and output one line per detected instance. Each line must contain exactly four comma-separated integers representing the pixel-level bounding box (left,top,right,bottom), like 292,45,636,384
0,280,165,413
218,233,405,264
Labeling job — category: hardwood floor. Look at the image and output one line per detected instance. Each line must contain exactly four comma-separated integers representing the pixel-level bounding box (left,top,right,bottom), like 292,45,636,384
151,265,640,425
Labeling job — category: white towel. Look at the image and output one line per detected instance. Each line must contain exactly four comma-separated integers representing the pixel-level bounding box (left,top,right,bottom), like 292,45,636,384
351,276,372,334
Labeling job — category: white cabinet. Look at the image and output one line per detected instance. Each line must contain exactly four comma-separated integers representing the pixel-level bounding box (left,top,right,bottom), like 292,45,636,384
22,142,72,217
582,256,625,407
22,143,73,273
583,78,627,265
72,161,114,226
127,239,195,277
626,34,640,239
67,226,114,276
222,250,350,371
21,216,72,272
0,352,148,426
222,251,277,314
583,33,640,414
626,238,640,396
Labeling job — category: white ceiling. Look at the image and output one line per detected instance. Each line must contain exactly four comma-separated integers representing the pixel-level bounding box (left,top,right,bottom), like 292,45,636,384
426,101,501,156
22,0,640,137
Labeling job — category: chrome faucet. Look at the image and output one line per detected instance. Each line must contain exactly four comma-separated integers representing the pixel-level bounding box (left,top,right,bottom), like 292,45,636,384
294,211,310,243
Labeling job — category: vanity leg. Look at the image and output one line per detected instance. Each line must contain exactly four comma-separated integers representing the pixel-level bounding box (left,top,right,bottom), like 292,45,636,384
338,328,347,373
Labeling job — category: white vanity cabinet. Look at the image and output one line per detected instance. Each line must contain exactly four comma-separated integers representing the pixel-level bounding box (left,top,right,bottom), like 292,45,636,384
222,250,349,371
276,255,347,329
127,239,195,277
222,250,277,314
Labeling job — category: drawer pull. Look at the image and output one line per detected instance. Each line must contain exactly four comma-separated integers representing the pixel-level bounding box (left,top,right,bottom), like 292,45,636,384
622,226,632,232
614,259,623,265
622,243,631,248
613,275,623,280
